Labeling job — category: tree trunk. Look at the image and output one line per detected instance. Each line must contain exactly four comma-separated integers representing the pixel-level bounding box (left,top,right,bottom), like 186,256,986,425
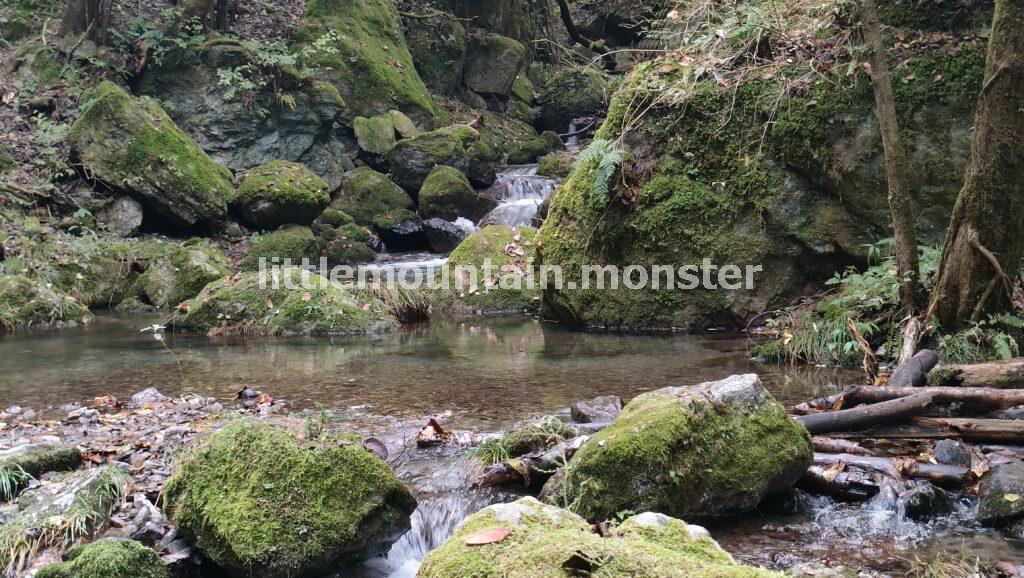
845,384,1024,408
914,417,1024,443
929,358,1024,388
60,0,113,43
795,391,934,434
887,348,938,388
813,452,969,486
927,0,1024,329
862,0,923,311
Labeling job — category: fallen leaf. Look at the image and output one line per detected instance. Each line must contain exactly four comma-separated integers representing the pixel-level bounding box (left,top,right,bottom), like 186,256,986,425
1004,493,1020,503
462,527,511,545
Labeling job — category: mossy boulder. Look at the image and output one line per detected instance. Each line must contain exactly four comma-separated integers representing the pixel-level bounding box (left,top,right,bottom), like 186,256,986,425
233,161,331,229
549,374,812,522
474,110,550,164
354,114,398,157
68,82,233,232
388,124,497,192
0,274,92,331
432,225,540,316
537,150,575,178
419,165,497,222
977,460,1024,526
0,444,82,500
317,223,377,265
539,66,608,132
36,538,169,578
405,12,467,95
136,241,231,308
419,497,780,577
330,167,415,228
170,267,397,335
242,225,319,270
138,38,352,189
162,421,416,576
463,33,527,97
297,0,442,127
447,0,538,56
6,43,63,88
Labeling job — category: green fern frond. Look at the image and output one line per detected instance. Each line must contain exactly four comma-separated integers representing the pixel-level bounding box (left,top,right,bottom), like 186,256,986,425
574,139,625,204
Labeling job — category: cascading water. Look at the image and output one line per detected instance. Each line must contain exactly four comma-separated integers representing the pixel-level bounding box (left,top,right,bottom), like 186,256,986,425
478,165,561,228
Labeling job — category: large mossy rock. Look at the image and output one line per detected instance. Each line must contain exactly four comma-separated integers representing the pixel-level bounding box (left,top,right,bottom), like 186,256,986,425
353,114,398,157
419,497,779,577
69,82,234,232
0,274,92,331
163,421,416,577
36,538,169,578
405,12,467,95
539,66,608,132
474,110,550,164
330,167,415,227
170,267,397,335
538,39,985,330
241,225,319,270
388,124,497,192
296,0,442,128
419,165,496,222
977,460,1024,526
233,161,331,229
550,374,812,522
135,241,231,308
0,444,82,499
463,33,526,97
445,0,538,55
138,39,352,189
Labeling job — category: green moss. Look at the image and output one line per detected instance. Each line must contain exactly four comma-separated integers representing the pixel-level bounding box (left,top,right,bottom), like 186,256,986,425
404,12,467,95
419,165,496,222
36,539,169,578
330,167,414,227
9,43,63,87
474,110,549,164
234,161,330,229
540,66,608,131
537,151,575,178
353,114,398,155
170,267,397,335
162,421,416,576
317,223,376,265
0,444,82,500
242,225,319,270
0,144,15,173
136,241,230,308
463,33,527,96
0,274,92,331
388,124,496,191
419,497,780,577
512,73,535,103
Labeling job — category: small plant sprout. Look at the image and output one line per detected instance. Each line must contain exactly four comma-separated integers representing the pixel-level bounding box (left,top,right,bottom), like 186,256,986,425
140,323,183,378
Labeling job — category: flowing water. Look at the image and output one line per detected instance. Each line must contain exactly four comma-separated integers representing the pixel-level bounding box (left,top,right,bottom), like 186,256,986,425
1,314,1021,575
478,165,560,228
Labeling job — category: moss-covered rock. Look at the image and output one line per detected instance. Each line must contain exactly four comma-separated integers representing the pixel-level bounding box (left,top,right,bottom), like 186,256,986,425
36,539,169,578
463,33,527,97
170,267,397,335
0,143,15,174
388,124,497,192
317,223,377,265
419,497,780,577
977,460,1024,526
474,110,550,165
296,0,442,127
330,167,415,229
0,444,82,500
537,150,575,178
136,241,231,308
432,225,540,316
353,114,398,156
69,81,233,232
0,274,92,331
539,66,608,132
448,0,538,56
389,109,419,139
405,11,467,95
6,43,63,88
549,374,812,522
242,225,319,270
419,165,497,222
233,161,330,229
162,421,416,576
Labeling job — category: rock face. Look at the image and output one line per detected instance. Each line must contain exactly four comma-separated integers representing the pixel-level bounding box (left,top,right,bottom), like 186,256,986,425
36,538,169,578
162,421,416,577
549,374,812,522
0,274,92,331
463,33,526,97
169,268,397,335
978,460,1024,526
136,242,231,308
418,497,780,577
405,12,467,95
69,82,234,232
138,39,352,189
419,165,497,222
232,161,331,230
388,124,496,192
96,197,144,237
539,66,608,132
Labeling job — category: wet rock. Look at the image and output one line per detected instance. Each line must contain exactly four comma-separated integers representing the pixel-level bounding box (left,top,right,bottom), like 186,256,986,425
539,66,608,132
329,167,415,227
388,124,497,192
0,274,92,331
570,395,622,424
0,443,82,499
68,407,100,423
97,197,144,237
68,82,233,232
419,497,779,577
232,161,331,230
1000,405,1024,420
933,439,972,467
550,374,813,522
130,388,168,407
242,225,319,270
375,217,429,252
418,165,497,222
463,33,526,97
163,421,416,577
36,538,169,578
423,218,470,253
136,242,231,308
978,460,1024,526
406,12,467,95
787,562,862,577
897,483,954,521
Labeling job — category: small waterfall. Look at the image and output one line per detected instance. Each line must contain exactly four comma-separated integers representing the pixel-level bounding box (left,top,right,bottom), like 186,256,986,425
478,165,560,228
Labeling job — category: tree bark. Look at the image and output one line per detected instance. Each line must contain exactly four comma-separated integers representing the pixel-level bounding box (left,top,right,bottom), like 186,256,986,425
927,0,1024,329
60,0,113,43
813,452,969,486
914,417,1024,443
887,348,938,388
862,0,924,311
798,465,880,501
795,391,934,434
929,358,1024,388
845,384,1024,408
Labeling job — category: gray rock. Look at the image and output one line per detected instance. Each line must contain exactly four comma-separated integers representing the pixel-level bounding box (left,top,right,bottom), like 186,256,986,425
1000,405,1024,420
130,388,168,407
376,218,429,252
933,439,971,467
570,395,622,424
422,218,469,253
897,483,954,521
463,33,526,97
978,460,1024,526
97,197,144,237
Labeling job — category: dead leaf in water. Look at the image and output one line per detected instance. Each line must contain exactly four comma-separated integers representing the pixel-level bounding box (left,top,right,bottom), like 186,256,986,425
462,527,511,545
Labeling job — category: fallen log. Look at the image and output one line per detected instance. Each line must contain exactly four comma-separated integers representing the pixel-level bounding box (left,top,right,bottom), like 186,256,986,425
813,453,969,487
844,384,1024,408
798,465,880,501
914,417,1024,443
795,391,934,434
471,436,588,490
812,437,876,456
929,358,1024,388
887,348,938,388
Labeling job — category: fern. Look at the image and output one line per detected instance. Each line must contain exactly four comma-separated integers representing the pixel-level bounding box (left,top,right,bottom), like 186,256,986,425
574,139,625,204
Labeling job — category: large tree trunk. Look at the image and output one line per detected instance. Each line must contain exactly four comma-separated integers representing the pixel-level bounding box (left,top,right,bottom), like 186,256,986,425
927,0,1024,329
60,0,114,43
863,0,923,311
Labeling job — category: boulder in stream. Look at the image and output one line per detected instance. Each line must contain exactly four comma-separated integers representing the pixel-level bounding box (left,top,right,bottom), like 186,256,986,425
419,165,497,222
548,374,813,522
418,497,780,577
36,538,169,578
232,161,331,230
135,241,231,308
423,218,471,253
978,460,1024,526
162,421,417,577
388,124,496,192
570,395,622,424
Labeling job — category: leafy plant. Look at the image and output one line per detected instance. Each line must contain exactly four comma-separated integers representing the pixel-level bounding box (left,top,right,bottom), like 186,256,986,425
574,138,626,205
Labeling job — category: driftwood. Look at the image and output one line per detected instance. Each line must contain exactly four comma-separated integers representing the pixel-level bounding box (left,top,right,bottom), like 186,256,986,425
798,465,880,501
812,437,876,456
471,436,588,490
914,417,1024,443
795,391,934,434
929,358,1024,388
813,453,969,487
844,384,1024,408
887,348,939,388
